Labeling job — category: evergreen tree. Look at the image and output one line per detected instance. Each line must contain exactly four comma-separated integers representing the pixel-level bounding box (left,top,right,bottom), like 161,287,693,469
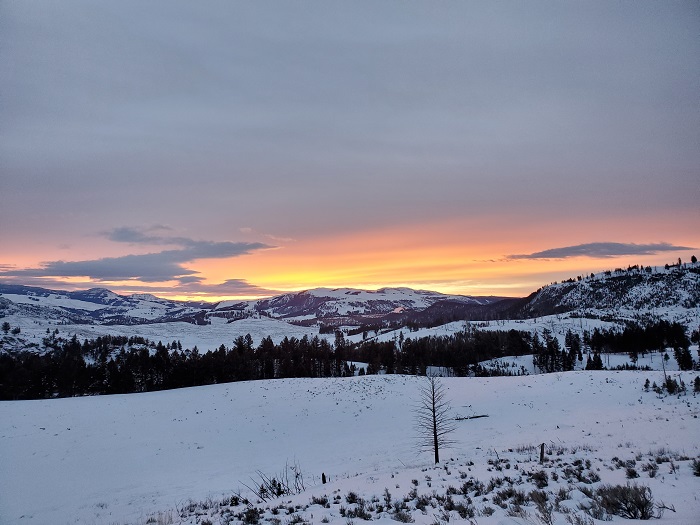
674,347,694,371
585,353,604,370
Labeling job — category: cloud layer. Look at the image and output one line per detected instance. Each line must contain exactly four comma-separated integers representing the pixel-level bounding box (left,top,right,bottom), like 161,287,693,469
1,4,698,297
175,278,280,297
2,2,698,241
508,242,694,260
0,227,272,283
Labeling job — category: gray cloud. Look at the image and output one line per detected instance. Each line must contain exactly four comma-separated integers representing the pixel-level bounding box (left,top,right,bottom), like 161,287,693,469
106,226,168,245
176,276,205,285
1,2,698,300
508,242,695,260
2,1,698,243
105,226,204,248
0,231,273,282
177,278,280,297
1,255,193,282
0,275,277,299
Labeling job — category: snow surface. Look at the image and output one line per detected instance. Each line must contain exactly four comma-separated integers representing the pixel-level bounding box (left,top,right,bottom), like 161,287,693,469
0,288,205,323
0,293,108,312
3,274,699,357
249,286,491,319
4,315,331,353
2,274,700,523
302,287,472,304
5,303,699,360
368,307,700,350
1,371,698,525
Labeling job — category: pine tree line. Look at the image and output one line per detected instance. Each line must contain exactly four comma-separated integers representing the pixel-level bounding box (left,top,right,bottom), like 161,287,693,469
0,321,695,400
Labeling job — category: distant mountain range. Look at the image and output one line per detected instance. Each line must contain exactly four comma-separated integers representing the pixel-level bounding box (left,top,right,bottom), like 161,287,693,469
0,284,211,326
0,283,503,327
1,264,698,331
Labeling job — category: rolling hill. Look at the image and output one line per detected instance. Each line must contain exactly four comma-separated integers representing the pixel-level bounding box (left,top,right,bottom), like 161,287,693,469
1,264,698,356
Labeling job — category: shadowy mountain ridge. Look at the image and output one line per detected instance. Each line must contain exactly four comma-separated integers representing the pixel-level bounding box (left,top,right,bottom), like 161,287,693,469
1,264,698,331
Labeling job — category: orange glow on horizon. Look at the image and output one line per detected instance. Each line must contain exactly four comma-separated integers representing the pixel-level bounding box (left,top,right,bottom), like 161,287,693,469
186,214,699,300
3,211,698,302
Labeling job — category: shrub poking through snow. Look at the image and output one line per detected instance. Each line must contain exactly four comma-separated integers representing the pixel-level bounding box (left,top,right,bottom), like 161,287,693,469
692,459,700,477
595,483,655,520
240,507,262,525
243,461,307,502
530,490,554,525
391,509,414,523
641,462,658,478
311,495,329,507
528,469,549,488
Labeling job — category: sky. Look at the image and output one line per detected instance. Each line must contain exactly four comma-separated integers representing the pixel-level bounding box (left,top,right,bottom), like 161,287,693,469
1,1,699,301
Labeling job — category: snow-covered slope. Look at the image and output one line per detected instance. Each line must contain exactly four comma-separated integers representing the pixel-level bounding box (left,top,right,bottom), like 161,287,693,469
1,372,698,525
2,266,699,356
0,284,496,326
0,284,208,325
2,316,332,355
0,284,507,353
252,287,494,319
519,265,700,317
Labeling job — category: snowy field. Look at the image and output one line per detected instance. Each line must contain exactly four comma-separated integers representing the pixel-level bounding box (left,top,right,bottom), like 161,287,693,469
8,315,330,354
1,371,699,525
5,281,699,356
370,306,700,350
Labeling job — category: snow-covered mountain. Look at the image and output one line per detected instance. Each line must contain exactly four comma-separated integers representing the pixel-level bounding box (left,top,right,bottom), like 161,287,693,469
249,287,499,321
0,284,210,325
0,283,502,327
2,265,699,355
506,264,700,319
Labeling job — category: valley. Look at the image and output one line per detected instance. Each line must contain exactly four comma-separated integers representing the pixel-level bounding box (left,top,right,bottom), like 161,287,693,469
1,264,699,524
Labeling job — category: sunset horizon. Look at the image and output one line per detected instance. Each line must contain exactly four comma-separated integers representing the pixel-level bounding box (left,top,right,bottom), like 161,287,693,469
2,2,698,302
3,4,700,522
2,236,697,303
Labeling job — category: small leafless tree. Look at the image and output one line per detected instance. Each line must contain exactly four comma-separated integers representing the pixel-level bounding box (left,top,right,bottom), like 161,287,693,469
414,375,456,464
